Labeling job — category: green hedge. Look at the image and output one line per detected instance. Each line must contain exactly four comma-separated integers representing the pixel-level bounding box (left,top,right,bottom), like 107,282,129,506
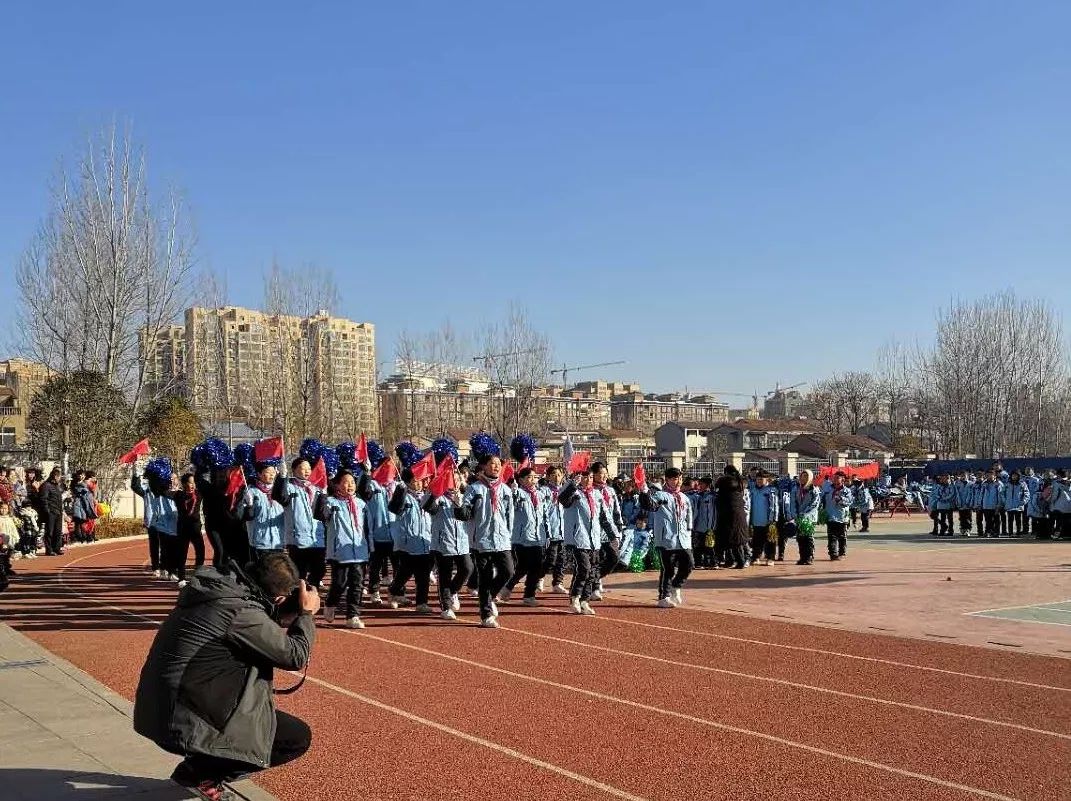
95,518,146,540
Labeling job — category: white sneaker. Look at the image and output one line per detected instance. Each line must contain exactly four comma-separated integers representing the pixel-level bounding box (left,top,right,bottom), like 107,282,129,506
346,616,365,629
153,569,164,578
522,597,538,607
370,593,384,606
590,590,603,601
323,606,336,623
569,597,583,614
657,597,676,608
537,578,546,592
490,601,499,618
390,595,412,609
450,594,461,612
497,587,512,602
415,603,434,614
429,572,438,585
12,553,22,560
552,583,568,594
362,588,370,598
177,580,188,589
480,617,500,629
580,602,596,616
169,573,180,582
441,609,457,621
672,588,683,606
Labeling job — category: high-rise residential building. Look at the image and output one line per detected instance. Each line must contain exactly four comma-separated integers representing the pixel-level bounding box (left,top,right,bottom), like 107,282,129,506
0,358,51,452
139,325,186,399
143,306,377,441
610,392,729,434
763,389,805,419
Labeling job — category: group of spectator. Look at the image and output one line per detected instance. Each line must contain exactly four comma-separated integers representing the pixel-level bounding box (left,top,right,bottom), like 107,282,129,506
0,465,99,562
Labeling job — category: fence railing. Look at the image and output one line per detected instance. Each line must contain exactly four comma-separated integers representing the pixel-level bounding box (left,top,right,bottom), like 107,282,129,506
684,459,726,477
618,457,667,479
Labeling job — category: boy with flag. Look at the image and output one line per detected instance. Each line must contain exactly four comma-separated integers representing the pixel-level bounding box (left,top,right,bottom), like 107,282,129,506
540,465,567,593
277,457,328,591
500,466,548,606
422,457,471,620
639,467,694,607
557,466,613,615
321,470,373,629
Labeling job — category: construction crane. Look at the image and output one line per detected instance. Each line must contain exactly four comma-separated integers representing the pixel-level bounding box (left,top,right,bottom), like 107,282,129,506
472,349,542,371
765,382,807,397
550,360,626,388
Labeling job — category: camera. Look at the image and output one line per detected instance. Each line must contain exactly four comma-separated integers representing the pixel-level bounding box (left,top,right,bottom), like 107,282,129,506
274,583,304,619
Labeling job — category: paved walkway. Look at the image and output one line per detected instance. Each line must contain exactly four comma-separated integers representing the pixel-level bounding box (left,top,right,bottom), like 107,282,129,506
0,623,277,801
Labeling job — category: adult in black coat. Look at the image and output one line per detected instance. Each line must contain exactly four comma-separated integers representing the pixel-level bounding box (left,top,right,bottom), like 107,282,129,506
38,468,65,556
714,466,750,569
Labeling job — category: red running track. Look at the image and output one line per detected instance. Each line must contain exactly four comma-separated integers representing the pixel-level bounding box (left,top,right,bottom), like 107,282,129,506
2,540,1069,801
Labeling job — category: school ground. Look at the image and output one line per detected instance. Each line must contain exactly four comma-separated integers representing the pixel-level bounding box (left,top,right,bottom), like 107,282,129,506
0,514,1068,801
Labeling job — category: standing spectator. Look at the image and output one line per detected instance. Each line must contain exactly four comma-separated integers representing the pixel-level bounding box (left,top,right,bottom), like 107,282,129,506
979,470,1003,537
38,468,65,556
176,473,205,582
822,471,853,561
1003,471,1028,537
1022,467,1040,536
794,470,822,565
748,471,779,566
690,476,715,568
714,465,750,569
71,471,99,544
1049,469,1071,539
1027,476,1051,539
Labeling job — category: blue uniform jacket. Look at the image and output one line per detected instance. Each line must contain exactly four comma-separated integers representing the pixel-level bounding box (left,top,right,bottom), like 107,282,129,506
1003,481,1028,512
541,485,565,542
559,482,609,551
324,495,372,563
425,496,470,556
644,489,694,551
749,485,779,526
821,486,853,523
691,490,715,532
980,481,1004,510
512,488,547,547
130,475,178,536
795,485,822,524
282,479,326,549
461,480,514,553
237,486,285,550
389,487,432,555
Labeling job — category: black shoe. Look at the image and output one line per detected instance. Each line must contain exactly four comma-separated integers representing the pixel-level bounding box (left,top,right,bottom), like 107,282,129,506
795,559,806,565
829,555,840,561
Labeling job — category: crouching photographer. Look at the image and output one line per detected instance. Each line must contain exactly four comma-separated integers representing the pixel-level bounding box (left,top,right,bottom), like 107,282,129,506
133,552,319,801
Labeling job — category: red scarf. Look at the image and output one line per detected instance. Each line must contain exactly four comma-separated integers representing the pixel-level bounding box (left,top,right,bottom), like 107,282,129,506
296,478,315,508
481,476,502,514
338,492,359,529
183,488,198,517
596,483,613,510
582,485,597,518
523,484,540,510
665,486,686,515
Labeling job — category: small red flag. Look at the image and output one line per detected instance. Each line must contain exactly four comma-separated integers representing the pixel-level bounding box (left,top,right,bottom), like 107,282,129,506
429,455,457,498
633,463,647,489
567,450,591,475
355,433,369,465
410,451,436,482
119,438,151,465
499,461,515,485
309,457,328,490
224,465,247,511
254,436,284,463
518,457,531,470
372,459,398,485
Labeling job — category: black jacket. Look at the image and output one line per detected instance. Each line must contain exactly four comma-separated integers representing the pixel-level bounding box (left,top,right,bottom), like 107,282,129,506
133,567,315,767
38,479,63,515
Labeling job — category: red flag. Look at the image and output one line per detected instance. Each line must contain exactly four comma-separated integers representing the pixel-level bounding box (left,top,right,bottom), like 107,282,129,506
410,451,436,481
309,457,328,490
223,465,247,511
373,459,398,485
429,455,457,498
355,433,369,465
633,462,647,489
499,461,515,485
518,457,531,471
254,436,284,463
119,438,151,465
567,450,591,475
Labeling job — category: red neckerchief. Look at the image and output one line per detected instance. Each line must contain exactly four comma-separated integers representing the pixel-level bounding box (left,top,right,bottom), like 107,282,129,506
665,485,686,514
523,484,540,510
295,478,315,507
256,481,273,496
581,485,596,518
595,482,613,509
184,488,198,516
481,476,502,514
338,491,359,529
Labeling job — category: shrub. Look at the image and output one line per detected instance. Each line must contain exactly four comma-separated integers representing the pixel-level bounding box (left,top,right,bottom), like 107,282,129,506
94,517,145,541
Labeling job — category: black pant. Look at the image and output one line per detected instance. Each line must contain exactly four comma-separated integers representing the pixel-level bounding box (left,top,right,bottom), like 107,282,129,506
958,510,973,533
1031,516,1050,539
146,526,163,570
287,546,327,589
598,539,619,584
475,550,513,619
542,540,565,585
44,512,63,555
220,526,249,570
1051,511,1066,538
777,521,797,560
434,552,473,611
937,510,953,534
163,535,188,579
796,534,815,563
691,531,713,567
750,526,774,561
858,511,871,532
1006,510,1024,535
367,541,399,595
656,547,694,599
389,552,433,606
326,561,365,619
177,710,311,784
506,544,544,598
974,510,985,536
827,521,847,558
983,510,998,536
568,546,596,601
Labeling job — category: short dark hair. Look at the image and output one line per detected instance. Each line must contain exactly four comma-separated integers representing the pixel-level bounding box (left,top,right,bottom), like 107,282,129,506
477,453,499,468
699,475,713,486
664,467,682,479
517,467,534,481
254,461,275,474
180,472,194,484
635,510,648,521
291,457,311,472
591,461,607,474
401,467,415,483
249,552,300,598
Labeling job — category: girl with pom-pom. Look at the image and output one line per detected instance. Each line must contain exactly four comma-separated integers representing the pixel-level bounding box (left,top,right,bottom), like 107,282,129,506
386,467,434,612
557,465,614,615
422,468,471,620
236,463,286,562
319,470,372,629
276,457,328,591
499,466,548,606
130,460,181,581
357,446,400,605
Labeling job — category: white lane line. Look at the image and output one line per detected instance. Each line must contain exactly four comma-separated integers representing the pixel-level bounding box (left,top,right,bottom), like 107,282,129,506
584,608,1071,693
492,624,1069,740
49,545,653,801
967,598,1071,615
345,628,1025,801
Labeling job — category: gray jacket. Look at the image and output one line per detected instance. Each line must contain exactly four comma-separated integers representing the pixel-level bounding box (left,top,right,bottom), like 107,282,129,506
133,567,315,768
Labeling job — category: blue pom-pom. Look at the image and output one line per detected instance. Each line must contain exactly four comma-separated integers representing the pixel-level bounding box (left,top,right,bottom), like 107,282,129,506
469,432,501,459
233,442,255,479
144,457,173,490
430,437,459,465
336,442,357,470
191,438,234,470
189,443,207,470
299,438,324,462
321,448,340,477
395,441,424,469
510,433,538,463
367,439,387,468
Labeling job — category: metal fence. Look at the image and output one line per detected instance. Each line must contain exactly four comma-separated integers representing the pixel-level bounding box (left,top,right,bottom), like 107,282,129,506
618,457,667,479
742,457,781,475
684,459,726,477
796,458,826,476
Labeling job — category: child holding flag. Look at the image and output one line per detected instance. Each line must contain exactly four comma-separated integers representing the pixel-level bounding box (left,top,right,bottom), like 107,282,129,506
278,457,328,591
639,467,694,607
422,458,471,620
321,470,372,629
500,466,548,606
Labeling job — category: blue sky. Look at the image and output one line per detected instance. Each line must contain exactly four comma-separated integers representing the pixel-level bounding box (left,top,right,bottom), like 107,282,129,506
2,2,1068,395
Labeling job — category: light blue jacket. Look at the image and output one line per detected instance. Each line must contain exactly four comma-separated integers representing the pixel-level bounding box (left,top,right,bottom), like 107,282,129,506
512,487,547,547
932,483,956,511
283,479,325,549
749,485,779,526
363,478,397,543
560,482,607,551
391,489,432,555
980,480,1004,510
1027,484,1048,518
462,480,514,553
1002,481,1028,512
426,496,470,556
130,475,178,536
324,495,372,563
691,491,715,532
795,485,822,524
646,489,694,551
954,480,975,509
541,485,565,542
237,486,285,550
593,484,624,543
1024,474,1041,496
1052,480,1071,514
821,485,853,523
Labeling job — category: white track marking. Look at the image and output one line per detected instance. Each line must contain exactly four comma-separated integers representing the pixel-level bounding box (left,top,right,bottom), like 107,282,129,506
345,628,1025,801
493,624,1069,739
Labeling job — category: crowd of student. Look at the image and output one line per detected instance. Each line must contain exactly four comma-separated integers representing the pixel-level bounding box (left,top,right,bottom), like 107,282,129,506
119,434,879,631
